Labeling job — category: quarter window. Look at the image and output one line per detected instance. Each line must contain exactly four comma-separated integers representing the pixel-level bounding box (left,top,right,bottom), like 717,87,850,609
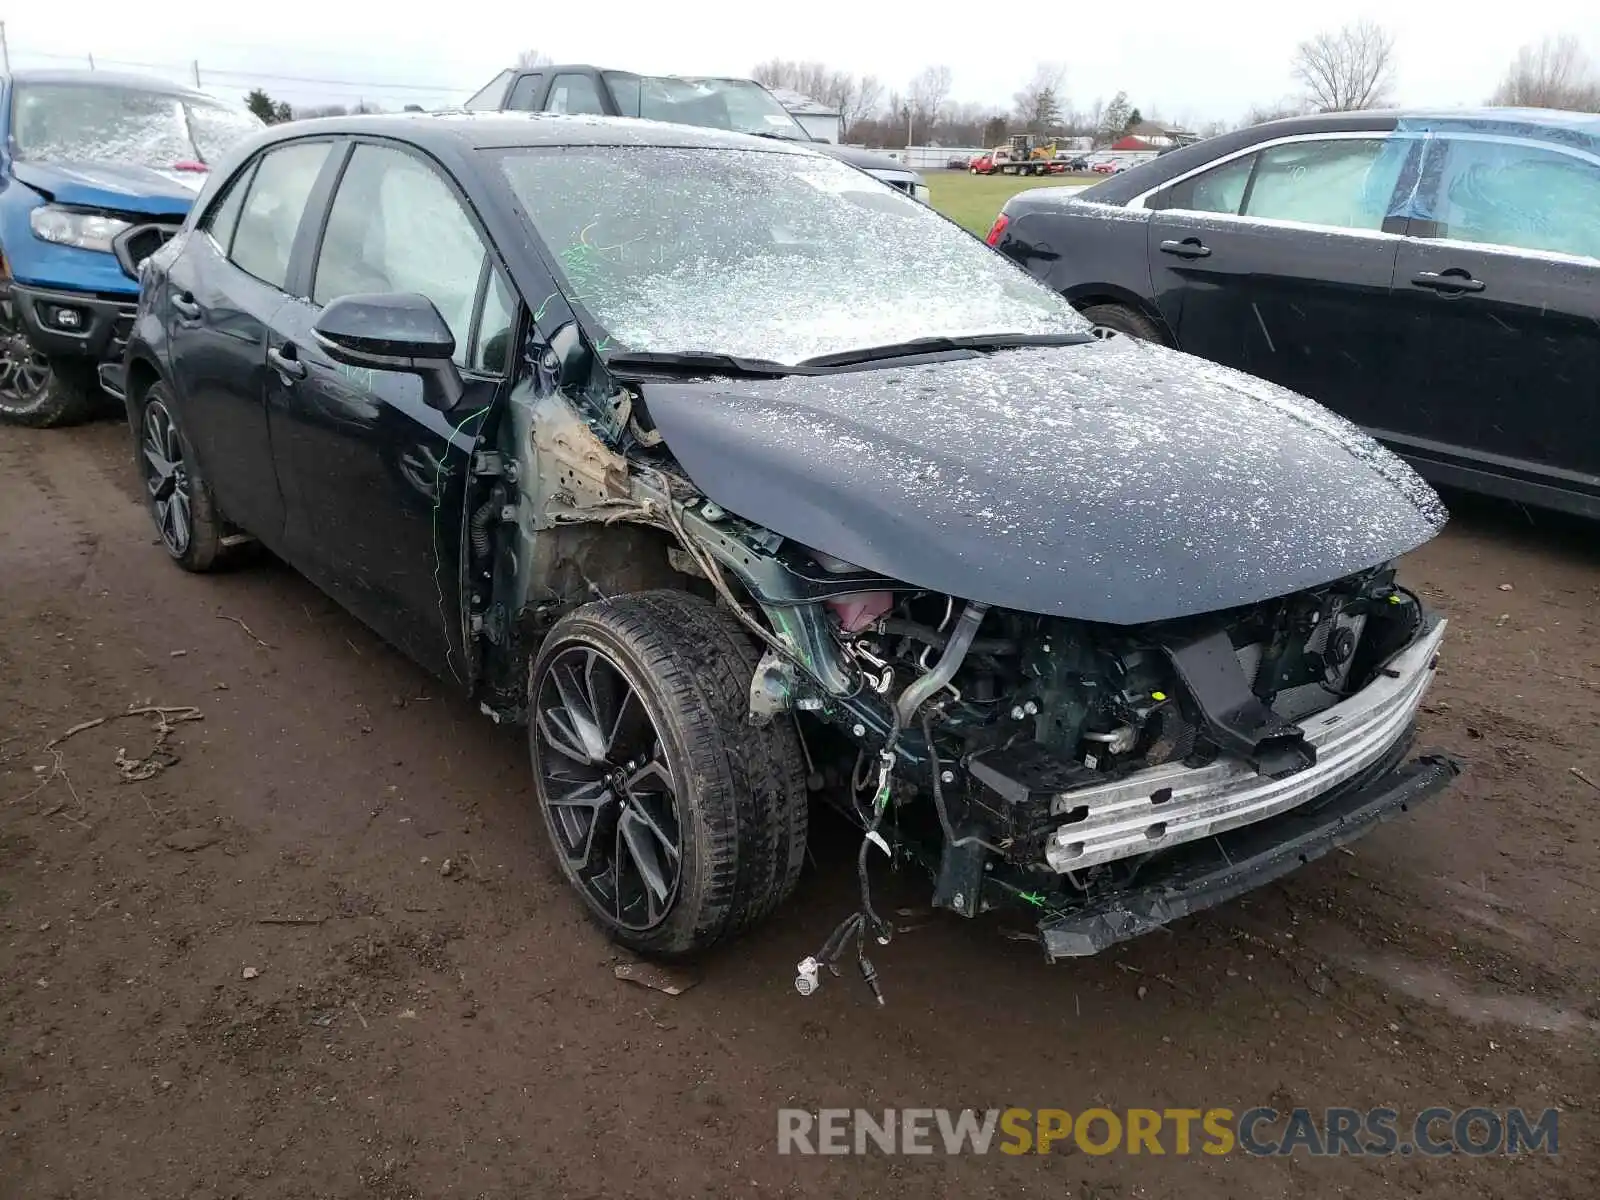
546,74,607,116
229,141,331,289
1241,138,1401,230
200,161,255,254
311,144,492,367
1423,138,1600,261
472,269,517,375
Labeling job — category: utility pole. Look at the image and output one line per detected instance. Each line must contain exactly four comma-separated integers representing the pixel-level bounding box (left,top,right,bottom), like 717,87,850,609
87,52,96,70
192,60,201,87
0,23,10,74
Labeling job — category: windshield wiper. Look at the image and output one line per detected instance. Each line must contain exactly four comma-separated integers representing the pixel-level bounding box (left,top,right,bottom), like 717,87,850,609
796,331,1094,370
604,350,794,379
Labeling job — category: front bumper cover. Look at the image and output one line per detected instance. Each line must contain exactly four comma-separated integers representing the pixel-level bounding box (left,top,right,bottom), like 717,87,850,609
4,282,136,363
1037,747,1461,959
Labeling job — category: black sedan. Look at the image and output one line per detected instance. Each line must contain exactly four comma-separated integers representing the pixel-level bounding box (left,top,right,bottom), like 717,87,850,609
121,114,1456,985
989,108,1600,519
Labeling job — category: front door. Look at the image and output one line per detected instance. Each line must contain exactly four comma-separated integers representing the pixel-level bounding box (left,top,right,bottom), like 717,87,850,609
1389,134,1600,510
1145,133,1415,429
264,141,517,685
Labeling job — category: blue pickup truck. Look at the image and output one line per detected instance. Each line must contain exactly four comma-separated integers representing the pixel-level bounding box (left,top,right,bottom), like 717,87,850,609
0,69,263,426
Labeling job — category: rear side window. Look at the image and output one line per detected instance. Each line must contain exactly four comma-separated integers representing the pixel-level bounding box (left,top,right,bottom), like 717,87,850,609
546,74,606,116
1423,138,1600,261
1242,138,1402,230
200,162,255,254
312,144,491,367
505,73,544,111
230,141,331,289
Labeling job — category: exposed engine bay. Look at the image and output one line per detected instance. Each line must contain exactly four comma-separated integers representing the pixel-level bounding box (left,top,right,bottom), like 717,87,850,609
467,355,1455,1002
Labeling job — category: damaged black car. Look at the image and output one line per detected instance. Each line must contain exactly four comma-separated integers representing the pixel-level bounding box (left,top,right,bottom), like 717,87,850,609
121,114,1459,992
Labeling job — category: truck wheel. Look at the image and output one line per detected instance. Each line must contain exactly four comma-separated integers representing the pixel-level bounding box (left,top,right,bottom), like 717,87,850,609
0,341,99,428
529,591,808,958
1078,303,1168,344
133,381,226,571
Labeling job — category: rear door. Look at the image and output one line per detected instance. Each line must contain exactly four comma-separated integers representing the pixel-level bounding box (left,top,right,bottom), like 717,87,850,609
1390,134,1600,512
1143,132,1415,428
163,139,334,542
264,139,516,683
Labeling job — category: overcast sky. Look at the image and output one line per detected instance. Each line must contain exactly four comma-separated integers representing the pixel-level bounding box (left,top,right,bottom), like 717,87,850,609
6,2,1596,125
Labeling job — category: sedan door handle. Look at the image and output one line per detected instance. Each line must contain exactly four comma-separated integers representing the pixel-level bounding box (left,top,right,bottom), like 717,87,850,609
267,345,307,382
1409,271,1486,294
171,292,201,320
1159,237,1212,259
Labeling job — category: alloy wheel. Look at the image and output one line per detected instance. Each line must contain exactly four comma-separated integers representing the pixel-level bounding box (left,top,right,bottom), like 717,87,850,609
534,645,683,930
141,398,193,557
0,331,52,411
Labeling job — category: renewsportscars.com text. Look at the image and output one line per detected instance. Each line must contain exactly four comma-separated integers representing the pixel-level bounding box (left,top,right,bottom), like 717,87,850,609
777,1107,1560,1157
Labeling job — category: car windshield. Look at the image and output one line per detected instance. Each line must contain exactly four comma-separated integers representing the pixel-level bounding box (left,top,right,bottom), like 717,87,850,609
603,73,810,141
497,145,1088,366
10,82,264,167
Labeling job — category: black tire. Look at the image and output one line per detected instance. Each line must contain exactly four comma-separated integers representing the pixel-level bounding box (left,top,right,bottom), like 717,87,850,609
528,590,808,958
132,381,225,572
0,344,100,428
1078,303,1167,344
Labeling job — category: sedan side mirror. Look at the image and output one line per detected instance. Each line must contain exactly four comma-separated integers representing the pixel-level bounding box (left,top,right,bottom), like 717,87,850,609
312,293,465,412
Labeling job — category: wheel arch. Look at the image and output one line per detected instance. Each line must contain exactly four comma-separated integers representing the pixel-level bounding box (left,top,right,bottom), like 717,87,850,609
1063,284,1177,345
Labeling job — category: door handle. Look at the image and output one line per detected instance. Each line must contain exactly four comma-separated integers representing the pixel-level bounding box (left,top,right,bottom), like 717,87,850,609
1410,271,1485,294
267,345,307,382
171,292,201,320
1159,237,1212,259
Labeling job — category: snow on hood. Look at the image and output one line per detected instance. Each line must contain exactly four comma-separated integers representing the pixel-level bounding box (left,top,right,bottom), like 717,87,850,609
639,337,1447,624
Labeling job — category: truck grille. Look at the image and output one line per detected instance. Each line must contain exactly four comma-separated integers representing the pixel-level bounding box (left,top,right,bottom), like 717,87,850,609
112,222,181,280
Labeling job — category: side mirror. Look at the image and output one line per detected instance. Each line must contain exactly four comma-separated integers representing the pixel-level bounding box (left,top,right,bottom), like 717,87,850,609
312,293,465,412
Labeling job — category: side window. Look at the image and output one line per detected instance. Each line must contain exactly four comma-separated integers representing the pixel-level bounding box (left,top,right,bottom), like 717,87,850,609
312,144,489,367
1157,153,1256,214
505,73,545,111
546,74,607,116
200,161,255,254
472,269,517,375
1425,138,1600,261
230,141,331,289
1241,138,1402,231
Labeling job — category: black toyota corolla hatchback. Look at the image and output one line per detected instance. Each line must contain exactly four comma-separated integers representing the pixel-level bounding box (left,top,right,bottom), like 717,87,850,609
122,113,1458,990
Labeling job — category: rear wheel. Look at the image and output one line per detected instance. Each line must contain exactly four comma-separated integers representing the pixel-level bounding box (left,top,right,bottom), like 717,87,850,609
529,591,808,958
1078,303,1167,344
0,334,99,428
133,382,225,572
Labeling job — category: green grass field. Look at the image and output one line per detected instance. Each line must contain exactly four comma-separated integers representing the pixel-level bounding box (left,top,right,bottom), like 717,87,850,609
926,172,1097,236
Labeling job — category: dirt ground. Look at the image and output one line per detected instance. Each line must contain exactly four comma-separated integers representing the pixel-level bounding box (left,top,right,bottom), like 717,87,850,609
1,417,1596,1200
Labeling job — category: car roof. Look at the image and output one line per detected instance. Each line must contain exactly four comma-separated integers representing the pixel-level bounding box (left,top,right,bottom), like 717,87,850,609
263,110,816,153
5,67,212,100
1070,106,1600,205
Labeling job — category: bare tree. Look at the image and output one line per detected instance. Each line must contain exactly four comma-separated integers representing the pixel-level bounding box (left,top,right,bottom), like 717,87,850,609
751,59,886,139
1242,97,1313,126
910,64,954,133
1012,62,1068,133
1490,35,1600,110
516,48,552,68
1291,20,1397,111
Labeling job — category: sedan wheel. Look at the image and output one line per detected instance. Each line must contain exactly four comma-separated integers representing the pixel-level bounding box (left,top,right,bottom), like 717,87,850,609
529,592,809,957
133,382,225,571
142,398,194,558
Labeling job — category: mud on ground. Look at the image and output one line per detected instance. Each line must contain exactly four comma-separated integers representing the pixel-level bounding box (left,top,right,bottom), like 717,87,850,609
1,419,1597,1198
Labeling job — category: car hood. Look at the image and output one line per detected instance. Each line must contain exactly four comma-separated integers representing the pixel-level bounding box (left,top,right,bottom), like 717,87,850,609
10,160,203,217
814,142,918,177
638,339,1446,624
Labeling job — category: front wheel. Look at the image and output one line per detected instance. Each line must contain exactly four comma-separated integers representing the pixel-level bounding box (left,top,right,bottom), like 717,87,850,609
529,591,808,958
0,335,99,428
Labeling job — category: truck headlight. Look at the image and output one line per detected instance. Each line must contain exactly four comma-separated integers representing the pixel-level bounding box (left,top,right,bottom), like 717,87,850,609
29,205,132,253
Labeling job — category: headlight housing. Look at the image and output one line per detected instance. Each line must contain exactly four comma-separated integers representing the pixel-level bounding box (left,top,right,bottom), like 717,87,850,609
29,205,132,253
